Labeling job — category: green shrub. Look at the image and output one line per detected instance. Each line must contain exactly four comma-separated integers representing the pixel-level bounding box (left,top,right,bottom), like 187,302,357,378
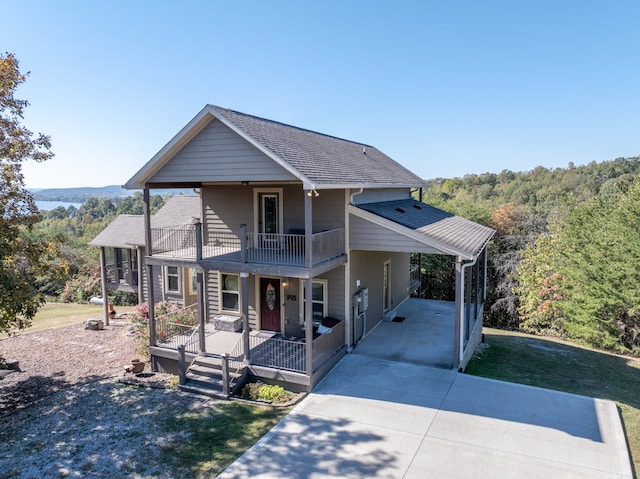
239,382,295,404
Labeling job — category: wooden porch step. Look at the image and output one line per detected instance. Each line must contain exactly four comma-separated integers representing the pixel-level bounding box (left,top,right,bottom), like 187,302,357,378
178,382,228,400
192,355,223,369
178,356,247,399
185,371,225,389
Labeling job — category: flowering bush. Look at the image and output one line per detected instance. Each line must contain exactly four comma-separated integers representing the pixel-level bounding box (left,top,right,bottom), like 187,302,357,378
129,302,199,359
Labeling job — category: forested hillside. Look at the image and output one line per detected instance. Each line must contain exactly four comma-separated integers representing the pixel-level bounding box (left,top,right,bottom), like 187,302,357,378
419,156,640,355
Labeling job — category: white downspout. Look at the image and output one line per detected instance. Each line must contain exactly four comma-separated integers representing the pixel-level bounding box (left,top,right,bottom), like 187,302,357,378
349,187,364,205
458,255,479,366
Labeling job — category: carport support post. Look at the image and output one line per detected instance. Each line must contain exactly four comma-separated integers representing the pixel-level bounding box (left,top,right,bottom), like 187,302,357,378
99,247,109,326
454,257,463,369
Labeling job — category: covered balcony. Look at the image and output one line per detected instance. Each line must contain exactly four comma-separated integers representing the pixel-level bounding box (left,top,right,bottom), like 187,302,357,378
148,223,346,275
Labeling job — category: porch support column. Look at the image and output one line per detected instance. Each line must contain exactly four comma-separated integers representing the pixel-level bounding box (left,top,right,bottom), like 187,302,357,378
197,270,206,354
143,186,156,350
99,247,109,326
454,257,463,370
304,189,313,377
241,272,250,361
305,190,313,269
304,278,313,378
137,246,144,304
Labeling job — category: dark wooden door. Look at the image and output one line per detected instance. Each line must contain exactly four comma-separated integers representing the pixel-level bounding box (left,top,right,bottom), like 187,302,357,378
260,278,281,332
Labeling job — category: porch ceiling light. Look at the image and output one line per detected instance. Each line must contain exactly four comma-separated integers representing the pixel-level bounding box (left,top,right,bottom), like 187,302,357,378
307,189,319,197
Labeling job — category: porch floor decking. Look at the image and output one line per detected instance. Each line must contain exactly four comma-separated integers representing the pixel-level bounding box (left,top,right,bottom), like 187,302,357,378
182,326,307,371
355,298,457,369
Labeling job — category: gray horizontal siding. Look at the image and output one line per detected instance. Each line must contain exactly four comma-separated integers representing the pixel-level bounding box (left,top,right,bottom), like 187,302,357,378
206,270,220,320
349,215,441,254
319,267,346,320
149,118,297,184
202,185,253,238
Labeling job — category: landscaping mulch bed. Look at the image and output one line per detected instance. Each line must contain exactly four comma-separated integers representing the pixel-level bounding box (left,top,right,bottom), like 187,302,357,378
0,318,143,413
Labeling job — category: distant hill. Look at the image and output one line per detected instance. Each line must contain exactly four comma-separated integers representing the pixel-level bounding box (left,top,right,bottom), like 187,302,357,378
31,185,191,202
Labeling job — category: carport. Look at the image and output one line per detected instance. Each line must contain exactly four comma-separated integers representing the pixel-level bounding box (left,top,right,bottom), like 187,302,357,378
354,298,457,369
350,198,496,369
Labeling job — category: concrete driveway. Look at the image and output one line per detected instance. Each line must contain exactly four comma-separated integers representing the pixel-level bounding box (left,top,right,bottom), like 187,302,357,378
219,352,632,478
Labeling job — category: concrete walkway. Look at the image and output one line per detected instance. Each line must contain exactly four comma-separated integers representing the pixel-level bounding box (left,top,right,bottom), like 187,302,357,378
219,353,632,478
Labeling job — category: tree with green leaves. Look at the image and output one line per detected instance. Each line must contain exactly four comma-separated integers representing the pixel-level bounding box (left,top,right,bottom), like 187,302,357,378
0,53,67,333
517,179,640,355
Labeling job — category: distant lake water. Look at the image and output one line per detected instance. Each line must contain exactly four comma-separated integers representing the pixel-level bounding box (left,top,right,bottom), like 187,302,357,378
36,200,84,211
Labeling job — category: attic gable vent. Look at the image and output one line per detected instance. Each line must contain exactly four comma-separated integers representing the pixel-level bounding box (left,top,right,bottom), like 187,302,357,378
412,204,422,209
395,207,406,213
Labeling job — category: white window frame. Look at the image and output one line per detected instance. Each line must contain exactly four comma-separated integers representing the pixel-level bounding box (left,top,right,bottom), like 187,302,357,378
383,259,391,312
164,266,181,294
299,278,328,324
253,188,284,236
188,268,198,296
219,272,241,315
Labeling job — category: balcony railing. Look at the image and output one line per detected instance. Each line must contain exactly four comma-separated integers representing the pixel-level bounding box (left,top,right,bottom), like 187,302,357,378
312,319,346,370
150,225,345,268
246,319,346,374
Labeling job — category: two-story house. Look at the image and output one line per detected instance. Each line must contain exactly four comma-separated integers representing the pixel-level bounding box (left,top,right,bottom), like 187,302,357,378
118,104,494,397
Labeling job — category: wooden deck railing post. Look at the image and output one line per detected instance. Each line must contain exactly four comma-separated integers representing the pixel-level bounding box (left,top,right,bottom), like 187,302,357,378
240,224,247,263
195,222,202,261
178,345,186,385
197,270,206,354
222,353,230,397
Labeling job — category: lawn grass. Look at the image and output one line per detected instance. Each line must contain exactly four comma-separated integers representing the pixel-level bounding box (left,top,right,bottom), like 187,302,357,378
159,401,289,477
465,327,640,477
1,302,112,338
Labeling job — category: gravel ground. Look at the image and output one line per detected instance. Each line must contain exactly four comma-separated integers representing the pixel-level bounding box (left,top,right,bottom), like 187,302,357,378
0,318,220,478
0,318,143,412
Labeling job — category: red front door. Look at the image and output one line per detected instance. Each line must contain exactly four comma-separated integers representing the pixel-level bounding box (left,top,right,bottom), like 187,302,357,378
260,278,281,332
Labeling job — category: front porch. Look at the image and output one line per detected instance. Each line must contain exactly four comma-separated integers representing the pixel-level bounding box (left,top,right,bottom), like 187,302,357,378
150,312,347,393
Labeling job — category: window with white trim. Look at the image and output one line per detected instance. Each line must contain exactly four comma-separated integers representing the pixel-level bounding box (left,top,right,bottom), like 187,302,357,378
299,279,328,324
165,266,180,294
220,273,240,313
188,268,198,295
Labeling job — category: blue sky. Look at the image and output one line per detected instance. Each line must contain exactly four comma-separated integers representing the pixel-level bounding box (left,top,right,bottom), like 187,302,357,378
3,1,639,188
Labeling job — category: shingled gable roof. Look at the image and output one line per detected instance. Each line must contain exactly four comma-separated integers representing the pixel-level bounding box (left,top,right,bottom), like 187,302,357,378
89,196,200,248
125,104,426,190
352,199,495,260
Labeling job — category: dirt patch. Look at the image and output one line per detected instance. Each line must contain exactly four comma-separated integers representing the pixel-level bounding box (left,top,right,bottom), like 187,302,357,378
0,318,142,413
